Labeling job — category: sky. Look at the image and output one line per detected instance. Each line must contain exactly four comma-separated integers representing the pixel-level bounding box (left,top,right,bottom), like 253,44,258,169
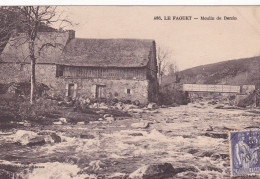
57,6,260,70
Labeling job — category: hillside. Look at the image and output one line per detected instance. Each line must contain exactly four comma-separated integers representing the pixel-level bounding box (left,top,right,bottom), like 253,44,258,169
179,56,260,88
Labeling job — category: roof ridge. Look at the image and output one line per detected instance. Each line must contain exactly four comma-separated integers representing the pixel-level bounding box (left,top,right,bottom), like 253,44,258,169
72,37,155,41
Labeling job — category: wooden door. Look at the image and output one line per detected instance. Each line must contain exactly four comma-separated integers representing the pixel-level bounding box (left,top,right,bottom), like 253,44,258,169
68,84,75,97
96,85,106,98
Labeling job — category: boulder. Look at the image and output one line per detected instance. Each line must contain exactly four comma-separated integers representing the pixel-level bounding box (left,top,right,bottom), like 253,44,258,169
147,103,158,109
66,157,78,165
99,102,108,109
65,101,73,107
44,135,54,143
85,98,91,104
205,132,228,139
134,100,141,106
106,117,115,123
103,114,112,118
58,118,67,124
129,133,143,136
171,103,179,107
129,163,176,179
17,121,25,125
215,105,224,109
108,173,127,179
50,133,61,143
37,131,61,144
124,104,139,111
77,121,85,125
206,125,214,131
58,101,64,106
150,110,159,114
93,103,99,108
115,103,124,110
27,136,46,146
128,109,144,113
53,121,63,125
96,110,105,114
13,130,38,145
131,122,149,129
7,83,18,94
80,134,95,139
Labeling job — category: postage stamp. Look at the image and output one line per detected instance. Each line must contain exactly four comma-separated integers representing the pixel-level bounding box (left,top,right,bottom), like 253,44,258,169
230,130,260,176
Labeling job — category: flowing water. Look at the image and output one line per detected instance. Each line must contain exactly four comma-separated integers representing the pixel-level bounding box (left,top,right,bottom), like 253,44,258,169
1,102,260,178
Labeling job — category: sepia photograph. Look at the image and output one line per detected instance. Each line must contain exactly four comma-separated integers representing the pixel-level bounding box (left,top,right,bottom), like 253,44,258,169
0,5,260,178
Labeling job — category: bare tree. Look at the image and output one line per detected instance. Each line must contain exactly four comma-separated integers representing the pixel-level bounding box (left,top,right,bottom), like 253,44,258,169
157,46,173,85
167,61,181,83
0,6,72,104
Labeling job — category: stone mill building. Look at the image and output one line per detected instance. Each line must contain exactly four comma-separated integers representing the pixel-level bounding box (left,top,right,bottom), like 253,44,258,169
0,31,159,103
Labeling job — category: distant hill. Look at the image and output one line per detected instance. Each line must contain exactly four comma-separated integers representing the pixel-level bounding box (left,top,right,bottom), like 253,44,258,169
179,56,260,88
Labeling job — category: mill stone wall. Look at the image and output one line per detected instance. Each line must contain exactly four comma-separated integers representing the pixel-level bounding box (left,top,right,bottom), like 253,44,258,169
0,63,150,103
62,78,149,103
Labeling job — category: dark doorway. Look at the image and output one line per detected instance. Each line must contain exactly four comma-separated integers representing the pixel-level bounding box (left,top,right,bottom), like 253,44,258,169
96,85,106,98
68,84,75,97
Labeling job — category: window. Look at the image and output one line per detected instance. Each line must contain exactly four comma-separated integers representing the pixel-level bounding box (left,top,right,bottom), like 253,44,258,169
127,89,131,94
20,64,25,71
56,65,64,77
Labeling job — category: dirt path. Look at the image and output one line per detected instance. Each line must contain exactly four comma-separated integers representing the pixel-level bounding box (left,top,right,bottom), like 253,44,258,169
1,101,260,178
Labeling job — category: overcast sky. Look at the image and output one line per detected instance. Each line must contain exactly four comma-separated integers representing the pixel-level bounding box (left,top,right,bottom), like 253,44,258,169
58,6,260,70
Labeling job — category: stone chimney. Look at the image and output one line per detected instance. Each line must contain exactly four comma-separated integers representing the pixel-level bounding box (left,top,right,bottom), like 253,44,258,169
68,30,75,40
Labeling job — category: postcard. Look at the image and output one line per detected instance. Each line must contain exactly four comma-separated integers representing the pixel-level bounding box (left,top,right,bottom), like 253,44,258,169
0,5,260,178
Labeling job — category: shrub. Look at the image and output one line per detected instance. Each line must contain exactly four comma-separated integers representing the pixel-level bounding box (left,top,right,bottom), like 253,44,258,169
0,83,9,94
18,98,58,121
158,89,189,106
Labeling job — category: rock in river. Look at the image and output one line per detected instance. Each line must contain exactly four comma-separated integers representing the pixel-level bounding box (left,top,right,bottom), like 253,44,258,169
13,130,38,145
129,163,176,179
80,134,95,139
27,136,46,146
131,122,150,129
50,133,61,143
13,130,62,146
147,103,158,109
58,117,68,124
106,116,115,122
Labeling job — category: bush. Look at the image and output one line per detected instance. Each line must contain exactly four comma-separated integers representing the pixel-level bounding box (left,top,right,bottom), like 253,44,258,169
18,98,58,121
237,90,260,107
0,83,9,94
158,89,189,106
1,82,50,97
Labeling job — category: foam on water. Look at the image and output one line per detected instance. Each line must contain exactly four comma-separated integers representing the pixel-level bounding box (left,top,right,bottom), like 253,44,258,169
27,162,94,179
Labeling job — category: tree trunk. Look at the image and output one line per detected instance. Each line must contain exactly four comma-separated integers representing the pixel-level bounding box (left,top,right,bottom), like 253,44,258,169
29,40,36,104
158,62,161,85
30,58,36,104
